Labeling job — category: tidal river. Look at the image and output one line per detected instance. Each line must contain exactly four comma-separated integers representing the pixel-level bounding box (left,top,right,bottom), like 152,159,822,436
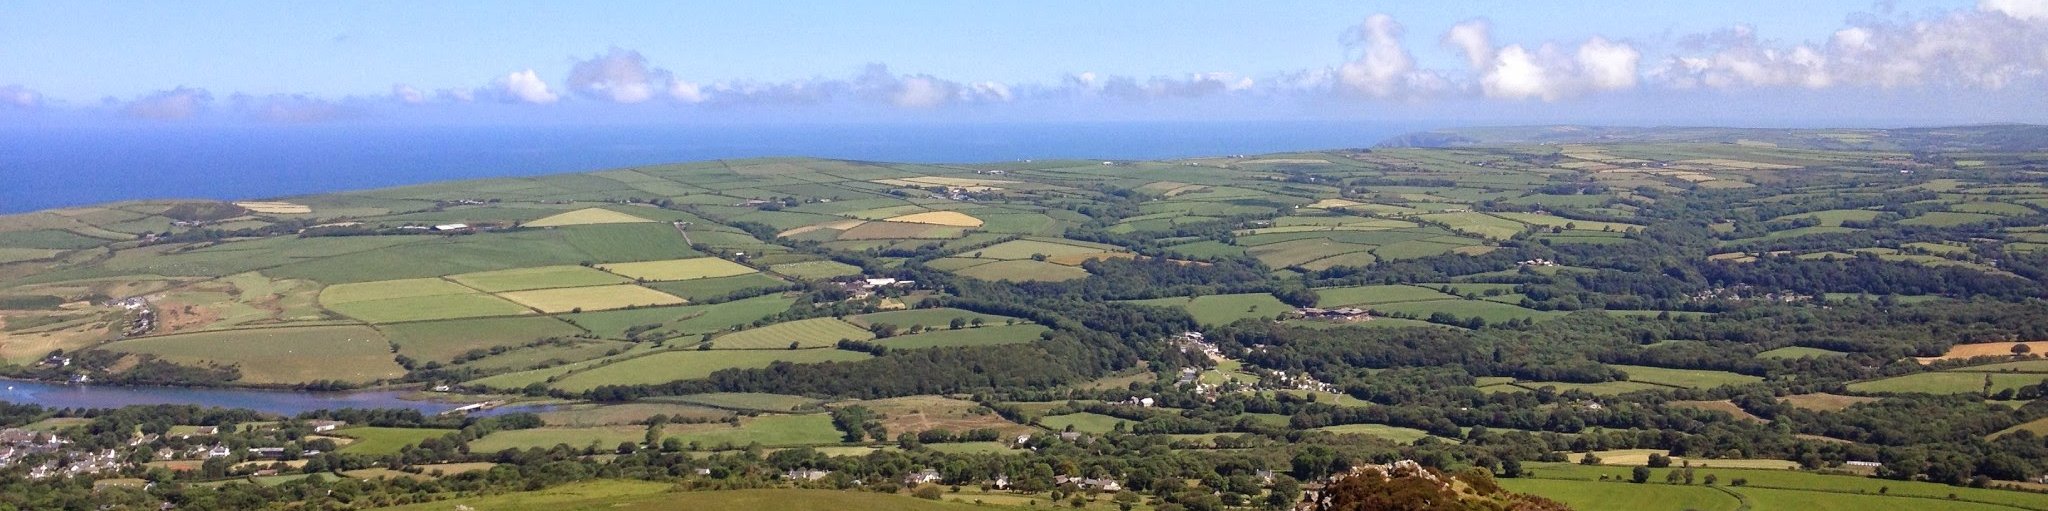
0,379,546,417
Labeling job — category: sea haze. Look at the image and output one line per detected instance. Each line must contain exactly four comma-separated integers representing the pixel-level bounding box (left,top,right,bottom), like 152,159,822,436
0,121,1424,213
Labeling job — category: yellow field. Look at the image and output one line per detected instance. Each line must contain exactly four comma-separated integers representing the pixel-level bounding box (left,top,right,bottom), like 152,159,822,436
1307,198,1363,208
233,201,311,214
525,207,655,227
777,219,867,238
1915,341,2048,363
883,211,984,227
598,257,757,281
496,284,685,313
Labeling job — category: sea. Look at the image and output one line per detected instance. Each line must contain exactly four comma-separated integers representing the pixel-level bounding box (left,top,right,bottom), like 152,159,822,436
0,121,1425,214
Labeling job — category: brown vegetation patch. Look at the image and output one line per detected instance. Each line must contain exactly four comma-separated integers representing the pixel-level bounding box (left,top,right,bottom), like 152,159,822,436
837,395,1034,437
1669,400,1766,422
1780,393,1879,412
1915,341,2048,363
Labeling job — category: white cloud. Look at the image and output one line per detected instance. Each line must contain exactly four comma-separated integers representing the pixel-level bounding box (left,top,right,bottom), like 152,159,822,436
122,87,211,119
1337,14,1421,97
491,69,558,104
0,84,40,108
567,47,704,104
1577,37,1641,91
1444,20,1643,101
1982,0,2048,21
1443,20,1495,70
392,84,426,104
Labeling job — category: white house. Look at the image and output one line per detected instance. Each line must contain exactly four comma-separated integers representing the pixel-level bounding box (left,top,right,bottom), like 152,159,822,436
903,469,942,485
432,224,470,231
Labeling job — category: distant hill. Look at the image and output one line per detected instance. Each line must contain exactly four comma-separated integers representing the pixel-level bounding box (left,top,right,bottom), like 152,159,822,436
1378,124,2048,153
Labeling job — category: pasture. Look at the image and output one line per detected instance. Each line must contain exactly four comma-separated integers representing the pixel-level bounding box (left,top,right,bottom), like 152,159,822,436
1610,365,1764,389
1369,299,1562,324
879,324,1049,349
1498,478,1740,511
468,425,650,452
655,393,824,413
1124,293,1291,326
598,257,757,281
840,395,1033,436
953,259,1091,282
1516,462,2048,511
446,265,628,292
1313,284,1457,307
1312,423,1436,443
646,273,789,301
1847,371,2046,394
536,403,732,427
964,238,1117,260
1779,393,1879,412
710,317,873,349
848,307,1020,330
547,349,871,391
496,284,686,313
379,316,584,363
768,260,862,280
1038,412,1128,434
334,427,456,455
663,414,843,448
320,278,532,323
375,481,996,511
1756,346,1849,359
101,325,404,385
562,294,794,339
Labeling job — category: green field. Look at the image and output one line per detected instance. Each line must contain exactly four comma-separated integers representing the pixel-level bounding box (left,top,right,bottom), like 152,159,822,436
1312,423,1436,443
645,273,789,301
562,294,795,339
374,481,997,511
654,393,824,413
1124,293,1291,326
963,238,1115,260
710,317,874,349
662,414,843,448
1499,478,1741,511
101,325,404,385
767,260,863,280
1756,346,1849,359
598,257,757,281
334,427,456,455
1847,371,2048,394
1038,412,1128,434
879,324,1050,349
320,277,533,323
848,307,1021,330
952,259,1091,282
547,349,871,391
1900,211,2003,227
1513,462,2048,511
1370,299,1562,324
380,316,584,362
320,278,475,303
1313,284,1458,307
447,265,629,292
469,426,650,452
1610,365,1764,389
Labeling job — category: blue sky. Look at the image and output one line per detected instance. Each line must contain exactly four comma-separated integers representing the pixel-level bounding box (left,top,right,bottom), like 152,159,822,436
1,0,2042,126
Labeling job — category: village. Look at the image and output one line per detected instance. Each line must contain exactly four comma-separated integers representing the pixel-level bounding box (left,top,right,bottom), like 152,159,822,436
0,418,348,481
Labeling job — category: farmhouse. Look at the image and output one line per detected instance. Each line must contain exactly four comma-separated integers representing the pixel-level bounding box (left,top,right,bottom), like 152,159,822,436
1291,307,1370,320
784,468,831,481
903,469,942,485
306,420,347,433
431,223,471,232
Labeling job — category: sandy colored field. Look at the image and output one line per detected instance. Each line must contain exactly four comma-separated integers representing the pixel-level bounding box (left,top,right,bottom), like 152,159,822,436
524,207,654,227
1916,341,2048,363
777,219,866,238
883,211,984,227
598,257,757,281
496,284,685,313
233,202,311,214
836,395,1035,437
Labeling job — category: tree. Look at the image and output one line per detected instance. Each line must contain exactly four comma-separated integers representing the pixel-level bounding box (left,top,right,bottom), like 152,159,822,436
913,486,943,500
2015,344,2034,355
1646,453,1672,468
1114,491,1141,511
1632,466,1651,484
1704,474,1718,485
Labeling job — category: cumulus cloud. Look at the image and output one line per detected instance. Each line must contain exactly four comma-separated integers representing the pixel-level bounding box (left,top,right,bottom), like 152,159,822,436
1441,20,1642,101
1337,14,1440,97
566,47,705,104
1443,20,1495,70
491,69,558,104
0,84,40,108
1656,6,2048,91
392,84,426,104
121,87,212,119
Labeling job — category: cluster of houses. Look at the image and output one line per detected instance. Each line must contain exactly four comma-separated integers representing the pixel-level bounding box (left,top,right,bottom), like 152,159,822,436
113,296,154,337
1517,258,1558,267
781,467,1126,493
1689,285,1812,304
834,276,917,300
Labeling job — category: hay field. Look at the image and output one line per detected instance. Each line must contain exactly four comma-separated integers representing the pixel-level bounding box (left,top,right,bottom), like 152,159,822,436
496,284,685,313
711,317,873,349
598,257,757,281
548,349,870,391
884,211,984,227
233,202,311,214
447,265,629,292
523,207,655,227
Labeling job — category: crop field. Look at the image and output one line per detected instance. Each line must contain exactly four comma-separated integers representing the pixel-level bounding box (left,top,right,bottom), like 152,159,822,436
1314,284,1457,307
847,307,1021,330
1515,462,2048,510
1414,212,1527,239
101,325,404,385
469,425,650,452
1914,341,2048,362
1038,412,1129,434
767,260,862,280
1124,293,1291,326
1498,478,1740,511
495,284,685,314
1899,211,2003,227
1847,371,2046,394
379,316,584,362
547,349,871,391
1369,299,1563,324
663,414,843,448
334,427,456,455
710,317,872,349
1756,346,1849,359
522,207,655,227
556,223,702,262
562,294,794,339
1610,365,1764,389
883,210,983,227
1312,423,1436,443
320,278,534,323
597,257,757,281
453,340,628,372
446,265,628,292
953,259,1090,282
1769,209,1885,227
879,324,1049,349
644,273,788,301
320,278,475,304
375,481,995,511
964,238,1117,260
1779,393,1879,411
536,403,732,427
1505,380,1670,395
655,393,822,412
